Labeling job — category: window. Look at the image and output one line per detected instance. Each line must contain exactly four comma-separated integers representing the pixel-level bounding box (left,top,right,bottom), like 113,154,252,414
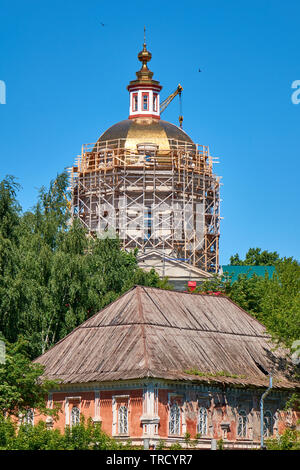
153,93,157,112
144,208,152,240
237,410,247,438
118,405,128,434
142,93,149,111
169,403,180,435
197,407,207,436
71,406,80,426
263,410,273,437
132,93,138,112
24,409,34,426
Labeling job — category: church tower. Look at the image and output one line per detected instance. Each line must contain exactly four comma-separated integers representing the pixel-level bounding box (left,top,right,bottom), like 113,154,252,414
70,39,220,275
127,36,162,120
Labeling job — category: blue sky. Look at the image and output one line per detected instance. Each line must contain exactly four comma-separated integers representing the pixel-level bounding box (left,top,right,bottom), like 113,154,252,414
0,0,299,264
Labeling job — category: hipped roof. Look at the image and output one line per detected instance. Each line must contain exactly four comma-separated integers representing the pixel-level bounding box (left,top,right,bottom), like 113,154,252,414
35,286,299,390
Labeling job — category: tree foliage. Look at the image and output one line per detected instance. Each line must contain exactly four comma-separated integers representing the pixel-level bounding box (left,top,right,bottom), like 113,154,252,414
0,173,170,358
0,416,135,450
198,256,300,351
230,247,280,266
266,427,300,450
258,258,300,348
0,336,56,417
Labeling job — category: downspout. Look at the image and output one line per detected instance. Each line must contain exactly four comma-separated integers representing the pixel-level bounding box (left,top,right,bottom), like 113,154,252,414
260,375,273,449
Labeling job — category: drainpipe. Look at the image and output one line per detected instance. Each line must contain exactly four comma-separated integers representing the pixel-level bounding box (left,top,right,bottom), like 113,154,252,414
260,375,273,449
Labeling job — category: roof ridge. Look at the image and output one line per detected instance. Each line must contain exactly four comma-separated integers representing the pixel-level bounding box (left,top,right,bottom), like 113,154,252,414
133,284,229,297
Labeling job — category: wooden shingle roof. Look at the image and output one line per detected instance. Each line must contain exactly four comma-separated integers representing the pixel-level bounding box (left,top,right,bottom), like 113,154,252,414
34,286,299,390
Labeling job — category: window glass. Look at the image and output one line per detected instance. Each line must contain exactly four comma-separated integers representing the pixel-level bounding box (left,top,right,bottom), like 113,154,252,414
237,410,247,438
263,410,273,437
24,409,34,426
197,407,207,435
153,94,157,112
71,406,80,426
118,405,128,434
169,403,180,435
143,94,148,111
133,94,138,111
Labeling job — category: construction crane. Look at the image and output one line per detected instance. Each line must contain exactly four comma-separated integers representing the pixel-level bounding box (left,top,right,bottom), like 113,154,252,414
160,84,183,128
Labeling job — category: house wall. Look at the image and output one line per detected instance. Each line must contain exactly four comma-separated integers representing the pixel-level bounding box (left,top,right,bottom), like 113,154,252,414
31,381,298,449
44,388,144,438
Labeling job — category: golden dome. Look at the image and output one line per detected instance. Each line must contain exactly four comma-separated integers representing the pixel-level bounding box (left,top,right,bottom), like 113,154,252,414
97,119,195,151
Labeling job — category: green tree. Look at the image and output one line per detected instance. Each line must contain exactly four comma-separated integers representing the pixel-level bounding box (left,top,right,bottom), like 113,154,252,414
266,427,300,450
0,172,171,358
199,257,300,352
0,417,129,450
227,273,266,318
0,336,56,417
0,176,22,338
196,273,232,295
0,175,21,241
230,248,280,266
259,258,300,348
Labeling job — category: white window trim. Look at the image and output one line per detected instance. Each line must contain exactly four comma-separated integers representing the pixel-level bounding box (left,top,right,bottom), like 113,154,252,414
197,406,208,436
94,389,101,422
65,396,81,427
112,395,130,437
237,409,248,439
168,393,184,437
70,406,81,427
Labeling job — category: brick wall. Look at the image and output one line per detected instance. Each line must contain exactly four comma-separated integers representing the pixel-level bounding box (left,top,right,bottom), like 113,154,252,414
31,383,299,447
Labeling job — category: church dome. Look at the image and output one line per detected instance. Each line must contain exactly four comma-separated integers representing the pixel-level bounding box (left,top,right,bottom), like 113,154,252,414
94,35,195,152
97,118,195,151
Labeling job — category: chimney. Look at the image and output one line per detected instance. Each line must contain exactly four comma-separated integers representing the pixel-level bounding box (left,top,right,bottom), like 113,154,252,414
188,281,197,292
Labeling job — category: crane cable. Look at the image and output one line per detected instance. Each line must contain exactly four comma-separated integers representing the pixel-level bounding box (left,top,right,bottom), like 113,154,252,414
179,90,183,128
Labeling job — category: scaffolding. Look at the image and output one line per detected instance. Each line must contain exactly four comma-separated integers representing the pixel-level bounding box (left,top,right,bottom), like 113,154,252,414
69,137,220,272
